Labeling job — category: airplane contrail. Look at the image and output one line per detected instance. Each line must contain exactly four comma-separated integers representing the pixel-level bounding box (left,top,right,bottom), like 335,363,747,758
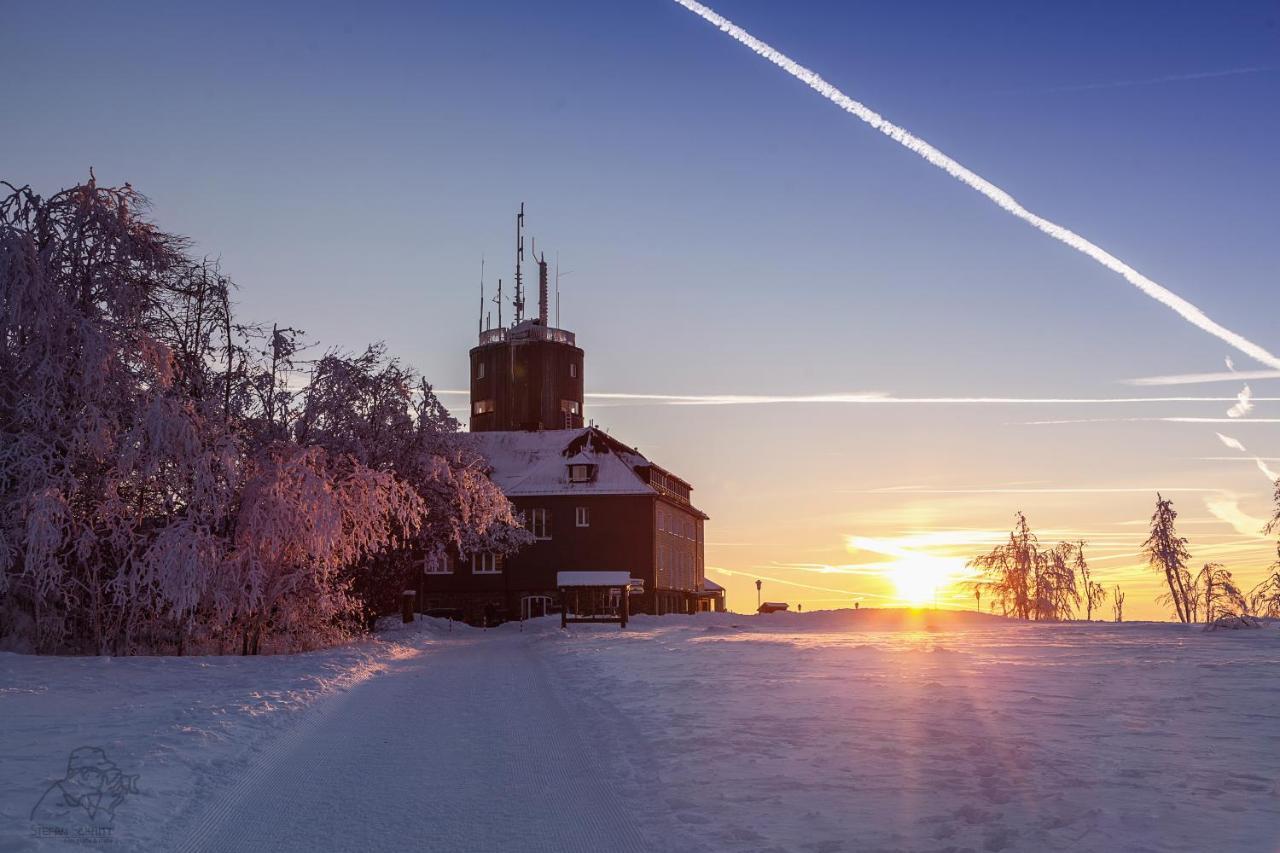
1125,369,1280,386
434,389,1280,406
670,0,1280,370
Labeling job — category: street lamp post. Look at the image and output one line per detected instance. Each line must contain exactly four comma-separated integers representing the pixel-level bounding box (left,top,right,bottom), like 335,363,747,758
755,579,762,611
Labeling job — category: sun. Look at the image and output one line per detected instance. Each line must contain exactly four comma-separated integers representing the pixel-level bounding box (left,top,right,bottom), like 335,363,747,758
886,556,960,607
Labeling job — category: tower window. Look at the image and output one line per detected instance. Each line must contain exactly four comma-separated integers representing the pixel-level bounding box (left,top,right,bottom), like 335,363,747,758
473,399,494,415
560,400,580,415
575,506,590,527
570,363,577,379
476,362,486,380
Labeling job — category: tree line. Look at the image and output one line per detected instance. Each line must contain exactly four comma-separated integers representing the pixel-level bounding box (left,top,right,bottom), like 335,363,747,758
0,176,531,654
969,489,1280,623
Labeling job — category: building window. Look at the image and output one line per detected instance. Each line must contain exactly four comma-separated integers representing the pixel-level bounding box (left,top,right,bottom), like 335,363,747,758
570,363,577,379
657,508,665,532
476,362,486,380
473,399,494,415
575,506,590,527
471,552,502,574
561,399,580,415
568,464,594,483
424,553,452,574
530,508,551,540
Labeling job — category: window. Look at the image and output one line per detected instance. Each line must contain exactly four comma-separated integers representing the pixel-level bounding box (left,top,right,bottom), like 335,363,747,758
575,506,590,527
570,363,577,379
561,399,580,415
471,552,502,574
657,509,665,532
424,553,452,574
476,362,486,380
530,508,551,540
568,464,594,483
472,399,494,415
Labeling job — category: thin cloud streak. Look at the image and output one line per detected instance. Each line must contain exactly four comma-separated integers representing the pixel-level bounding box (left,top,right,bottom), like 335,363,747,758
1023,417,1280,425
671,0,1280,370
433,389,1277,406
996,66,1275,96
856,486,1221,495
1126,370,1280,386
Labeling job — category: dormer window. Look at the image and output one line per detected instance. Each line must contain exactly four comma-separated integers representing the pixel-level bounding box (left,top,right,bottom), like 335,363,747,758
568,463,595,483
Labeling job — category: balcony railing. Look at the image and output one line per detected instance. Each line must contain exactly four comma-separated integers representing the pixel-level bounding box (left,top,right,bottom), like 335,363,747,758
478,324,576,347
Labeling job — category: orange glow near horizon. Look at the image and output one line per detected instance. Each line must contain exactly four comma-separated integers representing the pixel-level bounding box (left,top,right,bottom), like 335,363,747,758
847,535,972,608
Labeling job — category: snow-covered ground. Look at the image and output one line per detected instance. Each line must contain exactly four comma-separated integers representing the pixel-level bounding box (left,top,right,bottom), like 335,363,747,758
4,611,1280,852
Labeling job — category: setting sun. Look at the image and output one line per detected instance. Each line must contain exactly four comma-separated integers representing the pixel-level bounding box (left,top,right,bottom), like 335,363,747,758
886,557,961,606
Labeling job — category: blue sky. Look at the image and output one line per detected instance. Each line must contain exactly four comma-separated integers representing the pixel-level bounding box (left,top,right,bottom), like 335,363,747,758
5,0,1278,614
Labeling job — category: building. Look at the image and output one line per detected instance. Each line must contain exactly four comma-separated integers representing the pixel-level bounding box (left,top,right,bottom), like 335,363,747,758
420,207,721,623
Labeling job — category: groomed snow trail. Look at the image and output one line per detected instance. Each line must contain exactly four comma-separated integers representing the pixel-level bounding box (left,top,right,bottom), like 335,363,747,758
177,632,653,853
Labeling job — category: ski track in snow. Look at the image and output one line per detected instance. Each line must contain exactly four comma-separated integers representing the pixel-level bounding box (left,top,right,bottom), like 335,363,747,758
6,613,1280,852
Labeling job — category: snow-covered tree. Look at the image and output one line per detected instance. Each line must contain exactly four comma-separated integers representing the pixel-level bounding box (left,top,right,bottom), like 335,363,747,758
1142,494,1194,623
967,514,1080,621
1,176,524,654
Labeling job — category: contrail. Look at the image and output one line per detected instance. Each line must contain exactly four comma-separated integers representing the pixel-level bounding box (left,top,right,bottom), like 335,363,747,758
996,66,1275,96
1125,369,1280,386
671,0,1280,370
433,389,1280,406
1227,384,1253,418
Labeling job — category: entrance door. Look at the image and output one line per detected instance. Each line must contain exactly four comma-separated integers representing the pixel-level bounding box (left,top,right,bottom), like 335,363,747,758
521,595,552,620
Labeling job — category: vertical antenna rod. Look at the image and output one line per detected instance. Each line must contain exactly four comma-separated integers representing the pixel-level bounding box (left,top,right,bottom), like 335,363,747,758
537,248,549,326
513,203,526,323
494,277,503,328
477,254,485,337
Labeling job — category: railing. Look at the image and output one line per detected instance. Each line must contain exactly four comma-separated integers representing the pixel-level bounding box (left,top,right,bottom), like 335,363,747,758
478,324,576,347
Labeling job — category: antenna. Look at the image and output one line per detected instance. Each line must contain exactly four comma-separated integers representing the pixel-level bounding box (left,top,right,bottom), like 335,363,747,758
477,254,485,337
494,277,503,328
554,253,560,329
537,248,549,326
513,203,525,323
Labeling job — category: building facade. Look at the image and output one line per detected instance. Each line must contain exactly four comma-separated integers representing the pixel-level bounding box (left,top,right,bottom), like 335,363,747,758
420,213,720,622
419,427,715,623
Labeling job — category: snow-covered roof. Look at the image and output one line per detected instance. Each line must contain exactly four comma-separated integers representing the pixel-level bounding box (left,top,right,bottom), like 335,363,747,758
557,571,633,587
462,428,656,497
701,579,724,592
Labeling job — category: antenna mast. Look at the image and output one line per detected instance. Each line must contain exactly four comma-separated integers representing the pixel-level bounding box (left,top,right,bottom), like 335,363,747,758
554,253,560,329
494,277,503,328
477,255,485,337
513,203,526,323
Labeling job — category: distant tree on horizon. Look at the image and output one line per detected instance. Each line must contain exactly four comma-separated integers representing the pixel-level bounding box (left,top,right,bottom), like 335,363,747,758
1248,479,1280,617
1190,563,1247,624
1112,586,1125,622
1077,543,1107,621
967,513,1080,621
1142,494,1194,623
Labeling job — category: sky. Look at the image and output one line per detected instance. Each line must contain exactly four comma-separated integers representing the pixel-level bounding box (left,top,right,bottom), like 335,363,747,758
4,0,1278,618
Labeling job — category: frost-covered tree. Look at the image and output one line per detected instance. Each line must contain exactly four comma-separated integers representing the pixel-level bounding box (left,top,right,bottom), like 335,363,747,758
1189,563,1246,624
1,176,524,654
1075,544,1106,621
1112,586,1125,622
1142,494,1194,623
1249,479,1280,618
967,514,1080,621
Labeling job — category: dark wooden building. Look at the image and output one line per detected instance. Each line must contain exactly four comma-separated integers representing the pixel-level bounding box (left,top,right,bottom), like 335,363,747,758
421,210,715,623
420,426,711,622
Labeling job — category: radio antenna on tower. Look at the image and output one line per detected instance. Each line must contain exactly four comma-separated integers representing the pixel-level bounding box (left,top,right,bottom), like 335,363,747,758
477,254,485,337
494,277,503,329
513,203,526,323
